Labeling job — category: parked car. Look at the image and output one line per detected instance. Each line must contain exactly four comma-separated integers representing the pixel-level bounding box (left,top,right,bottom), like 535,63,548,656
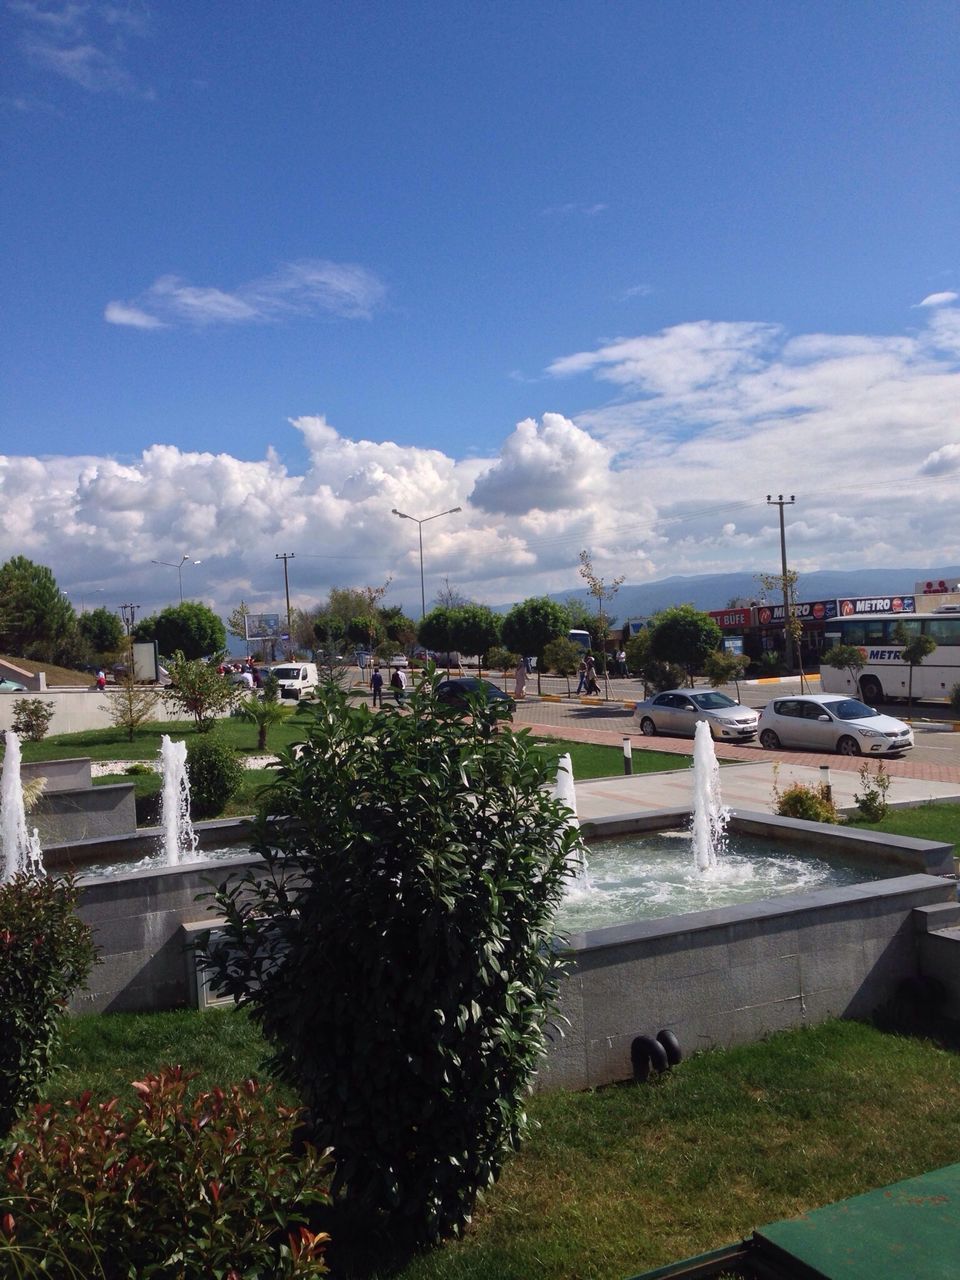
634,689,759,741
435,677,515,714
757,694,914,757
389,654,409,668
0,678,27,693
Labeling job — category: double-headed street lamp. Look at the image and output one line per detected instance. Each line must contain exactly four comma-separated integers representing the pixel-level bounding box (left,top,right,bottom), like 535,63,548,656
391,506,462,618
151,553,201,605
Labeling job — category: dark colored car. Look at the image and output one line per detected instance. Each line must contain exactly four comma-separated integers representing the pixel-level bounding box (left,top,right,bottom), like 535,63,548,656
435,677,515,713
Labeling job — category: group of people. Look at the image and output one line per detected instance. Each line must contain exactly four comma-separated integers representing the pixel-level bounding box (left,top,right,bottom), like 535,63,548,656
217,660,263,690
369,665,406,707
575,649,628,694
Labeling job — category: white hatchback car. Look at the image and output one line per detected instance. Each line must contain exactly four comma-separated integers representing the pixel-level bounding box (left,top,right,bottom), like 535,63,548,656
757,694,913,757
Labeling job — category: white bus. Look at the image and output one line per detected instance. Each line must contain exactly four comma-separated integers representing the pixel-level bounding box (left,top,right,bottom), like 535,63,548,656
821,608,960,704
568,629,592,652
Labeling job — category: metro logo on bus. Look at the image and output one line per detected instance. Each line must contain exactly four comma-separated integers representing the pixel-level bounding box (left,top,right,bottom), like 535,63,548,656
839,596,916,615
867,649,905,663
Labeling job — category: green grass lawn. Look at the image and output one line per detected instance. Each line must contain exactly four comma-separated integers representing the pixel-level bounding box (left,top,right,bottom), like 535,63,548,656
848,800,960,846
43,1013,960,1280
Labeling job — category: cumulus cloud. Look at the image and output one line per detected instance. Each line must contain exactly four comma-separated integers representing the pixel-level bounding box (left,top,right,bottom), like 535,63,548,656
4,301,960,615
105,260,387,329
469,414,612,516
920,443,960,476
918,292,958,308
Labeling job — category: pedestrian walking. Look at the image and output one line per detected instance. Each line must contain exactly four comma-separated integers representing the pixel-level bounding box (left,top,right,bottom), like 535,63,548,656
371,667,384,707
390,666,407,705
575,657,587,694
514,658,528,699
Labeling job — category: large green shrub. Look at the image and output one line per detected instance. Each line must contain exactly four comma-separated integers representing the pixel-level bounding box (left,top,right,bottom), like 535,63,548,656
186,733,244,817
774,781,841,824
205,675,579,1249
0,876,98,1139
1,1067,330,1277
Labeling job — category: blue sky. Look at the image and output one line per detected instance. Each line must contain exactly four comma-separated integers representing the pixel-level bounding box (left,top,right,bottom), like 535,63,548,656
2,1,959,620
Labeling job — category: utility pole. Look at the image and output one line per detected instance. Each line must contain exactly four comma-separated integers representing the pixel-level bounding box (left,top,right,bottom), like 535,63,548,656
766,494,796,672
275,553,295,658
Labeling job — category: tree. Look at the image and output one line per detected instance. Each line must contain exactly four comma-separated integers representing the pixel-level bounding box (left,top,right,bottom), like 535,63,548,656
206,675,578,1250
0,556,76,663
501,598,570,689
236,696,290,752
578,552,624,694
164,652,236,731
134,603,226,661
893,622,937,712
226,601,251,646
434,577,468,608
821,643,866,694
78,606,124,658
703,649,751,699
647,605,722,685
380,606,417,650
417,606,459,660
758,570,804,685
449,604,501,677
542,636,582,678
104,673,162,742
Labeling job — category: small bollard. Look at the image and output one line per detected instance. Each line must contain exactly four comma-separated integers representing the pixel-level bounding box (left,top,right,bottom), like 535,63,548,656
623,736,633,775
820,763,832,802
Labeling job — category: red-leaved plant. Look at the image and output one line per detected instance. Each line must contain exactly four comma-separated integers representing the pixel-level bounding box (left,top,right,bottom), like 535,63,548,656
1,1066,330,1278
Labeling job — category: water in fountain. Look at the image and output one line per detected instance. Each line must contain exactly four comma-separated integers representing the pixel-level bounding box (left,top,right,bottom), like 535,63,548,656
554,751,592,893
690,719,730,872
159,735,198,866
1,730,45,881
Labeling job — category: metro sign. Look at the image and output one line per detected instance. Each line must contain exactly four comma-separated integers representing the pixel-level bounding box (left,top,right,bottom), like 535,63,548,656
839,596,915,615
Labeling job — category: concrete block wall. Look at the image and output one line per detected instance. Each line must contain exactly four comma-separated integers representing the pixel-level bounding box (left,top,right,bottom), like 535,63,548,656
539,874,955,1091
34,783,137,845
72,854,260,1013
0,688,182,736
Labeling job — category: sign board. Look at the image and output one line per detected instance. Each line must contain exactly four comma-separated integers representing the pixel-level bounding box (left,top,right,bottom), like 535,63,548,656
838,596,915,616
915,579,960,595
132,641,160,682
756,599,838,625
723,636,744,655
709,608,752,628
245,613,283,640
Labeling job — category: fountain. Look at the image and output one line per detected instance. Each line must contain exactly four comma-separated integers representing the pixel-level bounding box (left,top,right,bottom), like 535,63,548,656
0,730,45,881
690,719,729,871
159,735,198,866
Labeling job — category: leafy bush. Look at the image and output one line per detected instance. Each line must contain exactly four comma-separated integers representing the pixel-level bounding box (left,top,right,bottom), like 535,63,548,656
0,876,98,1139
643,659,687,691
950,681,960,715
774,781,842,824
166,651,236,731
10,699,54,743
186,733,245,818
1,1067,330,1278
205,675,579,1250
854,761,892,823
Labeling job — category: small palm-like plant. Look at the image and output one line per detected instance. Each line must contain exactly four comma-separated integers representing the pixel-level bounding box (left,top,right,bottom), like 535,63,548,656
237,694,289,751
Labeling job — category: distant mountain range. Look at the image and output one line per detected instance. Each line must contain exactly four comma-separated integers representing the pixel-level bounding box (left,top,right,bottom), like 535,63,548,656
521,566,960,624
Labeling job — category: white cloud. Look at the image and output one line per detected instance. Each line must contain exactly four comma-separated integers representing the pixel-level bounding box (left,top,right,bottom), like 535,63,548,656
105,260,387,330
14,0,153,98
918,291,959,308
104,300,165,329
3,302,960,615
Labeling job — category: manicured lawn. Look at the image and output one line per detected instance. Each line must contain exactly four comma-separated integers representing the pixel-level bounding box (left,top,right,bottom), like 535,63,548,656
531,737,688,779
43,1014,960,1279
848,800,960,846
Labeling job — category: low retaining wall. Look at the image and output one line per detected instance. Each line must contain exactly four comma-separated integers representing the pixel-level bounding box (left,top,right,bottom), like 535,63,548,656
541,873,954,1090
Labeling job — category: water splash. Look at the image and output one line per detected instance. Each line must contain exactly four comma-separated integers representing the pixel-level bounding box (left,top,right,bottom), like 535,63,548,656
1,730,45,882
159,736,197,866
554,751,592,894
690,720,730,872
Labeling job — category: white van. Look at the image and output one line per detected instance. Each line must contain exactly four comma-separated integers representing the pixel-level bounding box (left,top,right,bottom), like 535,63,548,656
270,662,319,701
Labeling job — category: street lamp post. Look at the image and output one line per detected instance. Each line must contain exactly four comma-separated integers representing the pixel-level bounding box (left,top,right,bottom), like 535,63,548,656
151,553,201,605
391,506,462,618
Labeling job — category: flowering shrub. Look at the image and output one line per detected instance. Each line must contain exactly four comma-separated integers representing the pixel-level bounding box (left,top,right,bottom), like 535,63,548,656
1,1067,330,1278
0,875,98,1139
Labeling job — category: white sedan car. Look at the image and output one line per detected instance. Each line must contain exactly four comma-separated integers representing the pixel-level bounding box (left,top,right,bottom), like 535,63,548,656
757,694,913,756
